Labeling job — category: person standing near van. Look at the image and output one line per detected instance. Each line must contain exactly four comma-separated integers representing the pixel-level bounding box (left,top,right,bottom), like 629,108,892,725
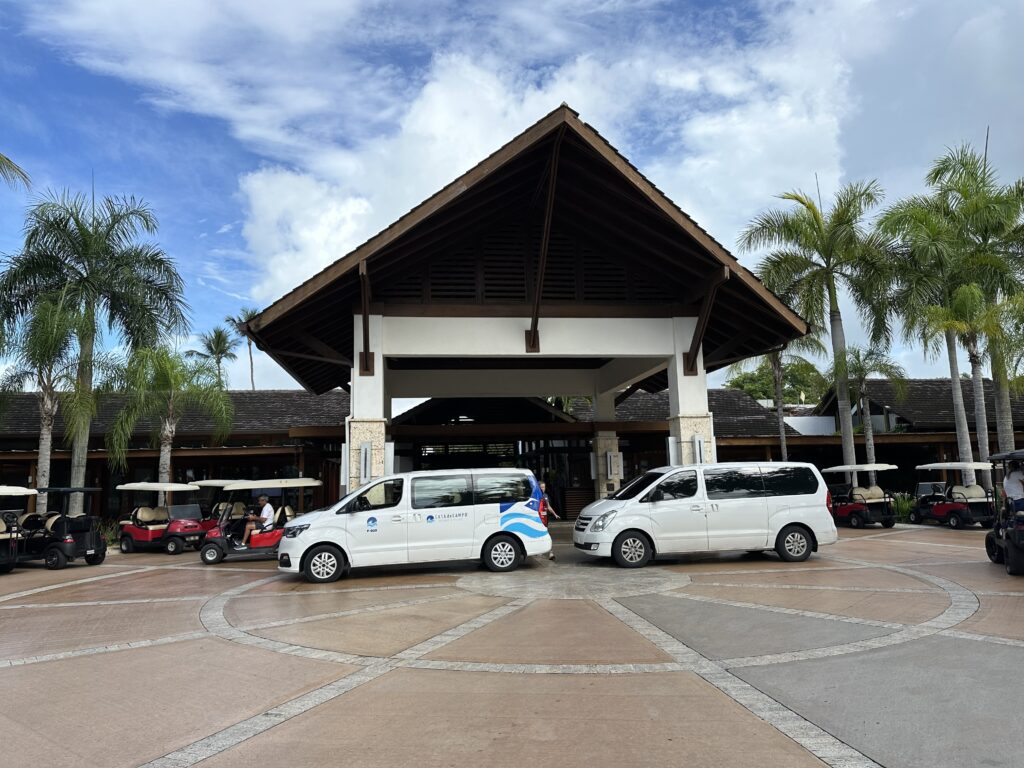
540,480,560,560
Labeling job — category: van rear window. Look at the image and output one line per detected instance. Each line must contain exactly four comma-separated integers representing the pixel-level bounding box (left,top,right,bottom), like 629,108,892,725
761,466,820,496
474,474,532,504
412,475,473,509
703,467,765,499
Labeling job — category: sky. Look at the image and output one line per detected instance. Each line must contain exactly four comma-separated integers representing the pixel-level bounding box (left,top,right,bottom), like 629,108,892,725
1,0,1022,394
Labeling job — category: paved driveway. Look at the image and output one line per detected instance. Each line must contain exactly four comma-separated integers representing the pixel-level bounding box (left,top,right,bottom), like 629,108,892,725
0,524,1019,768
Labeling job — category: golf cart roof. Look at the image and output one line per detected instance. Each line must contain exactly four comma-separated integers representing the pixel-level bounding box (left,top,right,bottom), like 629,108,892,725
116,482,200,492
0,486,38,496
190,479,242,488
915,462,993,471
35,487,101,493
222,478,323,491
821,464,899,473
990,451,1024,462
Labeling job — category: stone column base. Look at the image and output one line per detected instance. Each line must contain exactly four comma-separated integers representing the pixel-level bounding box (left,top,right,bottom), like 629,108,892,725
593,431,620,497
346,418,387,491
669,413,716,464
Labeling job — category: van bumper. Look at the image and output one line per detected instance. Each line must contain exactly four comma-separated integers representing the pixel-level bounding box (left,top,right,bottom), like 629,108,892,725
572,531,612,557
522,534,553,558
276,537,304,574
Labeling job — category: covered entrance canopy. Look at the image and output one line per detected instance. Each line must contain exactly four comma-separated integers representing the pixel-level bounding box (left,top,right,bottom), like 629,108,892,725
243,105,807,492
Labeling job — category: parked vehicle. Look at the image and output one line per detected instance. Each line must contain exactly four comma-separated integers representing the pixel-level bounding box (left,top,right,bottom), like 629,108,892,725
572,462,837,568
278,468,552,583
15,487,107,570
191,479,243,519
200,478,322,565
0,486,36,574
985,450,1024,575
117,482,215,555
911,463,996,529
820,464,899,528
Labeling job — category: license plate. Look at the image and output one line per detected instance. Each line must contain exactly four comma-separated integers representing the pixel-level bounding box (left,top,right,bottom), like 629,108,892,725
186,536,198,541
86,549,95,555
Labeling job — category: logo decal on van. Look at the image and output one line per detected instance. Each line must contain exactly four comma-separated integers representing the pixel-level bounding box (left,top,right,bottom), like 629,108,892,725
426,515,434,523
366,516,378,532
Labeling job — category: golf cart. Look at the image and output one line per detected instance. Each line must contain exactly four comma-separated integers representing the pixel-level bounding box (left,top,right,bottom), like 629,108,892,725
911,463,996,529
821,464,899,528
0,486,36,574
191,479,243,519
200,478,322,565
116,482,217,555
985,450,1024,575
16,487,107,570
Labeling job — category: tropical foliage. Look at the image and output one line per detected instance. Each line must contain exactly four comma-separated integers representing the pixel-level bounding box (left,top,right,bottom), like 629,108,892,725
186,326,239,388
226,307,260,390
0,151,29,189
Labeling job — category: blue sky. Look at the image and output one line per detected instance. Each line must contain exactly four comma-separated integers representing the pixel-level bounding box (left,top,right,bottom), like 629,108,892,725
2,0,1023,390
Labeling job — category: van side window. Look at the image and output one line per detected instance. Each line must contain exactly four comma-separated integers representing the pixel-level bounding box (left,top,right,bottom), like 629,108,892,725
412,475,473,509
703,467,765,499
356,479,404,511
761,467,819,496
474,474,532,504
656,471,698,500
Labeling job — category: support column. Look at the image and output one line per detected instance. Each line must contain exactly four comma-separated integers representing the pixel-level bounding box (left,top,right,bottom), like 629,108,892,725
592,391,620,497
668,316,716,464
346,314,387,491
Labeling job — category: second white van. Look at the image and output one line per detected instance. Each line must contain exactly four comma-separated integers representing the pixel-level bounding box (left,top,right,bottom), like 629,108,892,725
278,468,552,582
572,462,837,567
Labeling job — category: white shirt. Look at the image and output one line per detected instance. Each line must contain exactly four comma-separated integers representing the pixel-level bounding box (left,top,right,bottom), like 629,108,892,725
259,502,275,527
1004,471,1024,500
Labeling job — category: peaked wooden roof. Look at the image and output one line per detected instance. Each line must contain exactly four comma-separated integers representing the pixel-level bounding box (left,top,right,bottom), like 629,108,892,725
245,104,808,394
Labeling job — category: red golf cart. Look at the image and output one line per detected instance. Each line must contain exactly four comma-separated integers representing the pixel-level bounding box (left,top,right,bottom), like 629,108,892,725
911,462,996,529
200,478,322,565
117,482,220,555
0,486,36,574
821,463,899,528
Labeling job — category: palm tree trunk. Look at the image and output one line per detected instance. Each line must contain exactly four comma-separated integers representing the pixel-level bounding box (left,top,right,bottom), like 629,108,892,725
968,343,992,489
771,352,787,461
827,280,857,475
68,317,95,515
991,345,1015,452
945,329,976,485
862,392,877,486
157,420,175,506
247,339,255,390
36,390,57,514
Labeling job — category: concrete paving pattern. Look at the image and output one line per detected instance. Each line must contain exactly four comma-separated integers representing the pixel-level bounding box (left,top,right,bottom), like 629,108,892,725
0,525,1020,767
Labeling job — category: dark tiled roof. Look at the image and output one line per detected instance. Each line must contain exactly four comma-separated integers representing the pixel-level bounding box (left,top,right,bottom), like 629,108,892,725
817,379,1024,431
0,390,349,436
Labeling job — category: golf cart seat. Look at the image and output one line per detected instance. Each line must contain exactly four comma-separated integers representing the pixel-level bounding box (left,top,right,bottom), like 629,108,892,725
137,507,170,530
862,486,887,503
229,502,247,519
273,505,295,527
949,485,983,502
212,502,230,516
0,517,14,540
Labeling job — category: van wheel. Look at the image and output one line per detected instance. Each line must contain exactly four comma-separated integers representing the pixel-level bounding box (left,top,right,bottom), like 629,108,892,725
120,535,135,553
986,532,1004,564
776,526,812,562
165,537,184,555
305,545,345,583
44,547,67,570
483,535,521,572
948,513,962,530
848,513,864,529
201,543,224,565
612,531,651,568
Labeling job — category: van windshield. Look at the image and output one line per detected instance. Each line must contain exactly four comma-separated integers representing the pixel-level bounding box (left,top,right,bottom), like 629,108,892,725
610,471,665,500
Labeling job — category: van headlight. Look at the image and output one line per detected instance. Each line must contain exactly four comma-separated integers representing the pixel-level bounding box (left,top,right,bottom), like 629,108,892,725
590,512,617,532
283,524,309,538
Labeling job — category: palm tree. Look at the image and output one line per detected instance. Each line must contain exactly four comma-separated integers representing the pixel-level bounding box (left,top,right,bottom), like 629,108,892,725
226,307,260,390
0,151,29,189
186,326,239,388
0,191,188,511
740,181,892,471
104,348,233,502
842,346,907,486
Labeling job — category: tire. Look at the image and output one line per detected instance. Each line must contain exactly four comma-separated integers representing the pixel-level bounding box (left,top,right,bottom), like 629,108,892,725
304,544,345,583
84,551,106,566
776,525,812,562
44,547,67,570
882,518,896,529
192,542,203,551
164,537,184,555
1006,540,1024,576
985,532,1004,564
120,535,135,554
200,543,225,565
908,510,920,525
482,534,522,573
612,531,652,568
849,513,864,529
979,520,993,529
0,562,14,574
948,513,962,530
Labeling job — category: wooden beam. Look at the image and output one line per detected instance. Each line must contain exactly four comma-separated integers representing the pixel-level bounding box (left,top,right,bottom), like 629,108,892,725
295,332,352,366
526,125,566,353
359,261,374,375
685,266,730,375
614,382,642,406
270,349,352,366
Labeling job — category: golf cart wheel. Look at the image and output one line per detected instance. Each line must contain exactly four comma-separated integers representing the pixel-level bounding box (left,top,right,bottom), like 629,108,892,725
1005,541,1024,576
948,513,962,530
192,542,203,551
483,534,521,573
985,532,1004,564
848,513,864,529
44,547,67,570
0,562,14,574
304,544,345,583
882,518,896,529
84,551,106,566
908,510,920,524
979,520,993,529
776,525,812,562
164,537,184,555
612,531,652,568
200,543,225,565
120,535,135,553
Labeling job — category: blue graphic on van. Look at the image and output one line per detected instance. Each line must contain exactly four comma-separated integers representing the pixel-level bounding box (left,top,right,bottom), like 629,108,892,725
494,476,548,539
366,516,378,532
426,515,435,523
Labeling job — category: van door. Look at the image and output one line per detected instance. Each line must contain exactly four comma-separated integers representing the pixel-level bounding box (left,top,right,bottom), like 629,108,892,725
406,474,475,562
703,466,769,551
472,472,544,548
343,478,408,566
643,470,707,552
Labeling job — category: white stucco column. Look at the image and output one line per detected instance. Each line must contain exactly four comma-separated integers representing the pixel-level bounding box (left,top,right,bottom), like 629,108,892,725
346,314,387,490
667,316,716,464
592,391,621,497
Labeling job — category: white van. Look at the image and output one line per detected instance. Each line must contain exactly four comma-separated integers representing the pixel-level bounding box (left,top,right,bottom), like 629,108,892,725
278,468,552,583
572,462,837,567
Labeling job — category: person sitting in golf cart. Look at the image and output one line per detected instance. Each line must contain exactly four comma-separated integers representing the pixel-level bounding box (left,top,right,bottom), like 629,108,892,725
240,494,275,548
1004,461,1024,514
